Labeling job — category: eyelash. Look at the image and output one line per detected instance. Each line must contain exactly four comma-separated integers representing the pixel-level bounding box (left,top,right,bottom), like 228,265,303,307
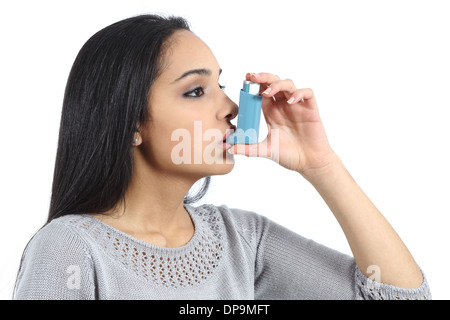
183,83,226,98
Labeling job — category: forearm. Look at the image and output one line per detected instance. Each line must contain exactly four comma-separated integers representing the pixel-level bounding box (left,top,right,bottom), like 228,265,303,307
302,153,423,289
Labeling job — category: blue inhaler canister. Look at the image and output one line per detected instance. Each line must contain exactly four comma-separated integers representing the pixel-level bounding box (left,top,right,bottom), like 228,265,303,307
227,80,263,145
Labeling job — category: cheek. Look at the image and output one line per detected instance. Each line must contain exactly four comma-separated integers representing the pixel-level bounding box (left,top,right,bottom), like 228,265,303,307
146,121,227,169
141,95,229,171
141,115,197,169
145,121,187,165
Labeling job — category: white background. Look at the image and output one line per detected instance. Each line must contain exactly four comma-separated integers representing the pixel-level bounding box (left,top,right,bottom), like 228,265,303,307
1,0,449,300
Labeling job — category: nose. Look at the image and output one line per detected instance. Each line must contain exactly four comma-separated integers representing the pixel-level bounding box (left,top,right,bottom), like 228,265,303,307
218,94,238,122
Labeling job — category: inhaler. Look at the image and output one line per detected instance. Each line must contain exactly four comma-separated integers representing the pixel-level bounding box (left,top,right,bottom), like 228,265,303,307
227,80,263,145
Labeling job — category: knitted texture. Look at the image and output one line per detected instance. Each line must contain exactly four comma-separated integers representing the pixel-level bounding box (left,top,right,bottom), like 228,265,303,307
14,204,431,300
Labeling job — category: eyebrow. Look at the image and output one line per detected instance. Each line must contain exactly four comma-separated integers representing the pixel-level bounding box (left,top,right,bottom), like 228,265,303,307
172,68,222,83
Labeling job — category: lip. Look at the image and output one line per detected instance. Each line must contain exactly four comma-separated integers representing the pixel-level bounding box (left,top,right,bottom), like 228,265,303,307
222,142,233,151
222,125,236,143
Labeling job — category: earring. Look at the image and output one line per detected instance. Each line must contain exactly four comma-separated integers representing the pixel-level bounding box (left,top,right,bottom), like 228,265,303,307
134,138,139,143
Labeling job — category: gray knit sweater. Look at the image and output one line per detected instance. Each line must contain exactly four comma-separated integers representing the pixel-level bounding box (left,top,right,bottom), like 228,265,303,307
14,204,431,300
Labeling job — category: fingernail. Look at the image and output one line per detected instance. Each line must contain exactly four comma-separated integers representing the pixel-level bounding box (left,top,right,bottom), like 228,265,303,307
227,148,234,154
262,87,272,95
251,73,260,78
287,97,295,104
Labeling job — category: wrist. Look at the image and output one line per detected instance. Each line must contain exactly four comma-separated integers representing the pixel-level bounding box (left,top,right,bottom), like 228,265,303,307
300,152,346,185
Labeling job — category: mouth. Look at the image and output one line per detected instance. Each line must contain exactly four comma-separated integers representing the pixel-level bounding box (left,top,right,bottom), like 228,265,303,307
222,125,236,150
222,125,236,143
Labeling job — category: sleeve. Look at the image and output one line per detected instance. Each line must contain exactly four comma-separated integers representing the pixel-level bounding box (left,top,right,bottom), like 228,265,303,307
13,221,97,300
251,212,431,300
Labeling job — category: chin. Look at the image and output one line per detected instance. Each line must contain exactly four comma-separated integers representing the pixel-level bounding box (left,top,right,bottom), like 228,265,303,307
214,151,236,174
195,158,236,178
171,150,236,178
210,161,235,176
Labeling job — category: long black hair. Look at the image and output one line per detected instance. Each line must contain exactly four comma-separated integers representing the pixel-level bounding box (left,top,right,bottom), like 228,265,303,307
47,14,210,223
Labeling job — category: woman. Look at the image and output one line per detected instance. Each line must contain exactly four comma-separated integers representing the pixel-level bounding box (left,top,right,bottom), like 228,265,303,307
14,14,431,300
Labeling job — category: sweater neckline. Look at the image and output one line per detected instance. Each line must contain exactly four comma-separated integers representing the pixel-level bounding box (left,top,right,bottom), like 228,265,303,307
79,204,201,254
70,203,225,288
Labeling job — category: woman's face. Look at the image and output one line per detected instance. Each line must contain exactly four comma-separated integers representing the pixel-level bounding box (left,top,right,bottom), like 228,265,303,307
138,30,238,180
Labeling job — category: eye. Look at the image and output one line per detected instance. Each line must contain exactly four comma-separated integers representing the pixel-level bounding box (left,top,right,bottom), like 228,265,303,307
183,86,205,98
219,83,226,91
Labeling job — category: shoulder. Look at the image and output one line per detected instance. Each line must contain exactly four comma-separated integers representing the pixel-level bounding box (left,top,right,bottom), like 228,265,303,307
215,204,268,227
189,203,269,229
15,215,96,299
188,203,271,249
22,215,92,262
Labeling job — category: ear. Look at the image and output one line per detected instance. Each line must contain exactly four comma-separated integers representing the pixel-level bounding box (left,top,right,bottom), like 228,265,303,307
133,129,142,146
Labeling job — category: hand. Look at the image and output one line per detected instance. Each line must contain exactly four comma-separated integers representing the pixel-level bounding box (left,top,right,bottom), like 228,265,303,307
229,72,339,178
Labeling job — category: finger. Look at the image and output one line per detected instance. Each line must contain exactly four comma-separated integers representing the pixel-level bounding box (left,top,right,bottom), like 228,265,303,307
227,142,270,158
286,89,306,104
261,79,297,99
246,72,281,86
286,88,315,104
